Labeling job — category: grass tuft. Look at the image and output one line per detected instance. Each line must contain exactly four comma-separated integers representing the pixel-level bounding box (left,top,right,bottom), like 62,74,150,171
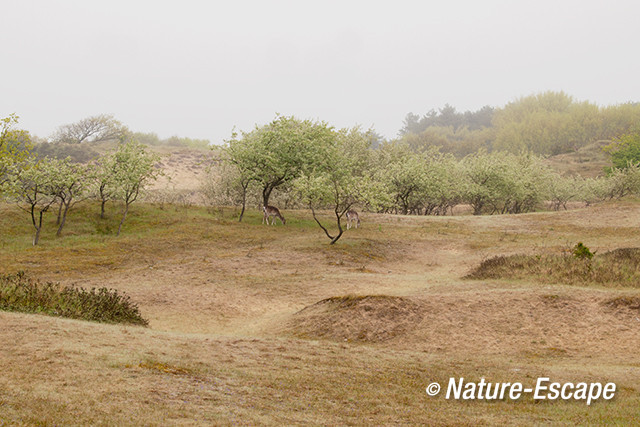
0,271,149,326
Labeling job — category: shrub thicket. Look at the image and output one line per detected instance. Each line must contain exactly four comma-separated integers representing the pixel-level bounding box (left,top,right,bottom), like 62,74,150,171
0,271,149,326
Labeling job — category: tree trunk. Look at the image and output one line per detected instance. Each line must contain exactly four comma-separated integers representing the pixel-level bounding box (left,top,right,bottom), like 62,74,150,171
117,203,129,236
100,199,107,219
238,182,248,222
262,185,274,208
330,231,344,245
310,205,334,240
329,208,346,245
56,199,63,225
56,201,71,237
33,211,44,246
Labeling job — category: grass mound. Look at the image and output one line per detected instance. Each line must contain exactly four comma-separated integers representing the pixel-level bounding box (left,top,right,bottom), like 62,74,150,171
0,271,148,326
466,247,640,287
604,296,640,312
287,295,423,343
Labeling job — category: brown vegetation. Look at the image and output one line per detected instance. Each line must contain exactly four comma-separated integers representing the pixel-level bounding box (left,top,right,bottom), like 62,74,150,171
1,194,640,424
466,246,640,287
286,295,423,342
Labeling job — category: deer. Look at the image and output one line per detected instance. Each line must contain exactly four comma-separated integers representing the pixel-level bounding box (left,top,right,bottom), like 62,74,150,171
346,209,360,230
262,205,286,225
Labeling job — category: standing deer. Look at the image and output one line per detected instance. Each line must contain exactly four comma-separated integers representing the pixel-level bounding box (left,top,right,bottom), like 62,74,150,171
346,210,360,229
262,205,286,225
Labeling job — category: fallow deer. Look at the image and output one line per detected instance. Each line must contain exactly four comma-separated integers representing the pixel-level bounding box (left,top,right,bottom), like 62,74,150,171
262,205,286,225
346,210,360,229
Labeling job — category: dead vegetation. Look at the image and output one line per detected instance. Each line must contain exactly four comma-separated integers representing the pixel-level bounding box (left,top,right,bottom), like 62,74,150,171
1,197,640,424
286,295,423,342
604,295,640,312
466,247,640,288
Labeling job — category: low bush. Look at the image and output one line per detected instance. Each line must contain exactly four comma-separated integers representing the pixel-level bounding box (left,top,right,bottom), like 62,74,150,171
0,271,148,325
466,246,640,287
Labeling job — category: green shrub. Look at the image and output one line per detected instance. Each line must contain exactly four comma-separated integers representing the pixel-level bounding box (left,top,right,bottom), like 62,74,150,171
0,271,148,326
572,242,594,260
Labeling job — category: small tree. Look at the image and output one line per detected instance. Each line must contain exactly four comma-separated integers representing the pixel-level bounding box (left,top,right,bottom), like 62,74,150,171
461,151,505,215
375,143,427,215
460,151,551,215
49,158,89,236
420,151,464,215
1,114,32,192
92,152,118,219
604,130,640,170
603,163,640,199
295,127,385,244
51,114,129,144
9,157,60,245
110,141,161,236
226,115,335,212
200,158,255,221
547,175,584,210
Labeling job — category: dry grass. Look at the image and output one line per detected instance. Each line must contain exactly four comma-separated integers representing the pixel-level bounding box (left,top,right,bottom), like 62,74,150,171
1,197,640,424
544,140,612,178
285,295,423,342
466,247,640,287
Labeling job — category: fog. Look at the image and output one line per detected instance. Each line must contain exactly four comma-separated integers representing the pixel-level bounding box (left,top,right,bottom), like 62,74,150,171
1,0,639,144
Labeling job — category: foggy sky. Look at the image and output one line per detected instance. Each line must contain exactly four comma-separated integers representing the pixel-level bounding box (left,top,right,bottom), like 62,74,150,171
2,0,639,144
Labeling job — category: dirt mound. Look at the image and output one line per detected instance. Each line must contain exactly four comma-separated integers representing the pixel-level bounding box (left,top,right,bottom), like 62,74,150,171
600,247,640,262
465,248,640,287
287,295,423,343
604,296,640,312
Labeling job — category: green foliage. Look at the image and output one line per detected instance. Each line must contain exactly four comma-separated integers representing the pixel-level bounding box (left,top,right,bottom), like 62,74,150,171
98,140,161,235
110,141,161,203
548,175,584,210
374,144,462,215
461,151,553,215
572,242,594,260
49,158,90,236
0,114,32,155
7,157,67,244
492,91,596,155
294,126,385,244
604,131,640,170
132,132,211,149
374,143,426,214
0,271,148,326
4,135,160,244
1,114,32,193
33,141,100,163
400,92,640,157
226,115,336,207
51,114,129,144
601,163,640,200
214,129,640,219
400,104,494,135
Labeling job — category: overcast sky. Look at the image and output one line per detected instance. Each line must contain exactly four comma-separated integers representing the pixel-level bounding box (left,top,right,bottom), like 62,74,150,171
2,0,639,144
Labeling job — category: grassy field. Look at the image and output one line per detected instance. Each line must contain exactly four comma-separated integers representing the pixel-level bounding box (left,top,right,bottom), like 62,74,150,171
1,199,639,425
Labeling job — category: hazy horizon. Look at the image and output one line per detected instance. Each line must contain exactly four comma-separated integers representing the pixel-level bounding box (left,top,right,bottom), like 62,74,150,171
2,0,639,144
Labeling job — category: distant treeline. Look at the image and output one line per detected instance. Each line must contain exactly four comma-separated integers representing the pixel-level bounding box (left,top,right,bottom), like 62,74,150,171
26,114,211,163
398,91,640,157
